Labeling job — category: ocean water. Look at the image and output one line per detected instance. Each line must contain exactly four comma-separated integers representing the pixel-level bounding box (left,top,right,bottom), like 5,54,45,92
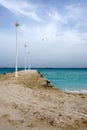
0,68,23,74
0,68,87,93
37,68,87,93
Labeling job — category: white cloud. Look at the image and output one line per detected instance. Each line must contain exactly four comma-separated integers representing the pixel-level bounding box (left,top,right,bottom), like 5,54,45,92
47,9,67,24
0,0,41,21
0,0,87,67
64,4,87,31
47,3,86,30
65,4,82,20
19,23,87,52
1,21,87,67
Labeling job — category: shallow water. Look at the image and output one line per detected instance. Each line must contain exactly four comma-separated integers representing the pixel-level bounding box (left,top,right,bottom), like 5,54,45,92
38,68,87,93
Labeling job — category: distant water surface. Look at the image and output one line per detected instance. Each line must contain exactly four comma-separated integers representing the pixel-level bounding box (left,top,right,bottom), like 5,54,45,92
0,68,23,74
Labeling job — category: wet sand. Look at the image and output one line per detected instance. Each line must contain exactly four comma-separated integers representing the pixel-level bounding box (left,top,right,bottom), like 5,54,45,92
0,70,87,130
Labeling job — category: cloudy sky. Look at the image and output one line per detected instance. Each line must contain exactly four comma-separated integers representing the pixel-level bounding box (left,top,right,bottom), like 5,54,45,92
0,0,87,68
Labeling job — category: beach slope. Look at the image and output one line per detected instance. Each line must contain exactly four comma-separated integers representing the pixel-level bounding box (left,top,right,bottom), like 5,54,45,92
0,70,87,130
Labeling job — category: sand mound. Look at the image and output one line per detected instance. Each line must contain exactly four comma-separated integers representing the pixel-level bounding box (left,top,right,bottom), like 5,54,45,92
0,70,87,130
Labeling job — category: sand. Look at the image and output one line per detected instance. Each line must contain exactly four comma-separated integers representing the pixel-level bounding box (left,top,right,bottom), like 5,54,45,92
0,70,87,130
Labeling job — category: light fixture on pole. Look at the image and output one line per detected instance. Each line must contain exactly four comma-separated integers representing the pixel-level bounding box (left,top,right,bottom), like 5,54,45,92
15,22,19,77
25,44,27,71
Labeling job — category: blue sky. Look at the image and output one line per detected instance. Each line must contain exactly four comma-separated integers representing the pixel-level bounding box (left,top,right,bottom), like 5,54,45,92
0,0,87,68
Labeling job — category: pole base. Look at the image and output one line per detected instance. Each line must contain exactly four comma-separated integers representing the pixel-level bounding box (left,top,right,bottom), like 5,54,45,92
15,72,18,77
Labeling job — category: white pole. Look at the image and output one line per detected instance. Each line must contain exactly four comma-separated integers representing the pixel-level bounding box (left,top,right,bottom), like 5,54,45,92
28,52,30,70
25,44,27,71
15,22,19,77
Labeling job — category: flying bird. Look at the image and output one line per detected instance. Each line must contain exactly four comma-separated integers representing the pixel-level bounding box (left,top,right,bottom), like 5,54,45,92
25,44,27,47
42,38,44,41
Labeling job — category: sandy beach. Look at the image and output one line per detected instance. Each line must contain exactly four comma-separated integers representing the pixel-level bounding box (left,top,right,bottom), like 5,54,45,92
0,70,87,130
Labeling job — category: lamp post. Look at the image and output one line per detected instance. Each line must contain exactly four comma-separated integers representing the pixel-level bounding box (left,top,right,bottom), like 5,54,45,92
15,22,19,77
25,44,27,71
28,52,30,70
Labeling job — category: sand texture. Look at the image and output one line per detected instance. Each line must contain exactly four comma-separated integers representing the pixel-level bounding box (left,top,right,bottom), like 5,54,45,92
0,70,87,130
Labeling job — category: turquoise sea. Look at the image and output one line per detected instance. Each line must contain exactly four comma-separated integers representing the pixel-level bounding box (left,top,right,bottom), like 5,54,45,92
0,68,87,93
37,68,87,93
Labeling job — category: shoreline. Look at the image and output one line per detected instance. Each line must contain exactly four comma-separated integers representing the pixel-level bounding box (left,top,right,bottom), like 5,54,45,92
0,69,87,94
65,90,87,94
